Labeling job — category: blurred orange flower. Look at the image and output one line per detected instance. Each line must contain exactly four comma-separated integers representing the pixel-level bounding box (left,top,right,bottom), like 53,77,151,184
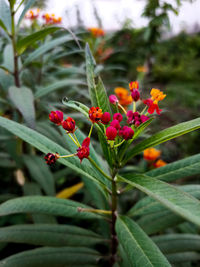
154,159,167,168
42,13,62,24
150,88,166,104
136,65,148,73
88,27,105,37
25,9,40,20
143,148,161,161
114,87,132,108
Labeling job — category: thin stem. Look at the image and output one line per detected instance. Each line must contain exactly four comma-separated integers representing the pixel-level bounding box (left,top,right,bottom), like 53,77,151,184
133,101,136,112
110,168,118,266
73,133,81,147
114,139,125,148
118,103,127,114
68,133,79,147
59,153,76,158
88,156,112,181
10,5,20,87
88,124,94,138
141,106,147,114
78,207,112,215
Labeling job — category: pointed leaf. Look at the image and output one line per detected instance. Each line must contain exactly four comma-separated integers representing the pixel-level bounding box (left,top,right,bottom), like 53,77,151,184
119,174,200,226
124,117,200,163
116,216,170,267
0,196,103,220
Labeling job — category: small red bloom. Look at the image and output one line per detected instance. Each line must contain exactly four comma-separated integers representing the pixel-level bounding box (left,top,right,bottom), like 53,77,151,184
109,95,118,105
77,137,90,162
44,153,59,165
89,107,103,123
113,113,123,122
143,99,162,115
49,110,63,125
101,112,111,124
119,126,134,140
62,117,76,133
129,81,139,91
110,119,121,130
106,126,117,140
131,89,140,101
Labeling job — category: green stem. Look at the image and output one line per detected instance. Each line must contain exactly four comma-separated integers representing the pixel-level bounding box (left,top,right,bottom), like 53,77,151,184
88,156,112,181
88,124,94,138
118,103,127,114
114,139,125,148
73,133,81,147
133,101,136,112
141,106,147,114
68,133,79,147
59,154,76,158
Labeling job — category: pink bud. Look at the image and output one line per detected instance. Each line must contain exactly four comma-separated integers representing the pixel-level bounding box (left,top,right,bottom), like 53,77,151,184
119,126,134,140
101,112,111,124
113,113,123,122
131,89,140,101
110,119,121,130
109,95,118,105
106,126,117,140
140,115,149,123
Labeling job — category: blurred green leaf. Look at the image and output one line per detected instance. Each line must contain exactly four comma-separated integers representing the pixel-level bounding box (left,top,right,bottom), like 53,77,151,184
116,216,170,266
0,196,103,220
17,26,61,54
17,0,36,28
8,86,35,128
119,174,200,226
0,0,11,33
166,252,200,264
123,117,200,164
0,224,104,247
0,247,100,267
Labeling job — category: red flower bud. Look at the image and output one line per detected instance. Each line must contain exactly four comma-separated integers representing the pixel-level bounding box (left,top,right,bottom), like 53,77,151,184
76,137,90,162
131,89,140,101
49,110,63,125
62,117,76,133
89,107,103,123
110,119,121,130
106,126,117,140
140,115,149,123
44,153,59,165
113,113,123,122
109,95,118,104
101,112,111,124
119,126,134,140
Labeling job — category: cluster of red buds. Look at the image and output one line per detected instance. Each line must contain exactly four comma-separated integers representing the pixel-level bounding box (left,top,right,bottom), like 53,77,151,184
44,81,166,166
25,9,62,25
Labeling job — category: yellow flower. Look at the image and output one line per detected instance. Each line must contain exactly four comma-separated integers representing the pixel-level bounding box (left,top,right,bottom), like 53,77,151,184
150,88,166,104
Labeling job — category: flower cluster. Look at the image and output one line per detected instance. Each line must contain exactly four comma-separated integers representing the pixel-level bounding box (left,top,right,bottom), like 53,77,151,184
88,27,105,37
143,147,167,168
25,9,62,25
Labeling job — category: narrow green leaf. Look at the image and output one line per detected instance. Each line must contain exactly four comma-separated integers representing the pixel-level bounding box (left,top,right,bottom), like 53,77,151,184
17,0,36,28
124,117,200,163
0,0,11,33
0,116,109,191
17,26,61,54
0,19,9,35
0,224,104,247
0,196,102,220
119,174,200,226
116,216,170,267
166,252,200,264
35,79,86,99
8,86,35,128
0,247,100,267
146,153,200,182
24,155,55,196
152,234,200,254
23,35,76,66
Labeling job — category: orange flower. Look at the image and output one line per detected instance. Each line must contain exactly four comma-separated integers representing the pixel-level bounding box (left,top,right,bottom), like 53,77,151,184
114,87,132,108
143,148,161,161
88,27,105,37
25,9,40,20
129,81,139,91
150,88,166,104
42,13,62,24
89,107,103,123
154,159,167,168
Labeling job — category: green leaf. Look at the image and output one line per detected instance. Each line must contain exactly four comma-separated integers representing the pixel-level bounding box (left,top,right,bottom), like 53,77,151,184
8,86,35,128
152,234,200,254
123,117,200,163
0,224,104,247
146,153,200,182
119,174,200,226
23,155,55,196
0,196,103,220
128,184,200,217
35,79,86,99
85,43,111,113
0,0,11,33
116,216,170,267
23,35,76,66
0,116,109,191
166,252,200,264
17,0,36,28
0,247,100,267
16,27,61,54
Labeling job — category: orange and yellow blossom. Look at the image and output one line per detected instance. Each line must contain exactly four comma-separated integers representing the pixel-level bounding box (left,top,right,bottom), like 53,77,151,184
143,148,161,161
88,27,105,37
154,159,167,168
150,88,166,104
114,87,132,108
